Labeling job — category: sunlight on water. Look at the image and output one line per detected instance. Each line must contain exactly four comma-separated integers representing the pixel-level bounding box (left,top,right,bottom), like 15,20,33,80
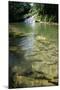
23,16,36,58
9,19,58,87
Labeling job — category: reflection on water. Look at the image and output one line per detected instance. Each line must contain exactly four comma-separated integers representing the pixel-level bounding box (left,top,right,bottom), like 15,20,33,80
9,18,58,87
19,34,35,50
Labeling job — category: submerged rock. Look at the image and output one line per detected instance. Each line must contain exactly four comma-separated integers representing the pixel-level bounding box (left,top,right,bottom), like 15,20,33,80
36,36,46,41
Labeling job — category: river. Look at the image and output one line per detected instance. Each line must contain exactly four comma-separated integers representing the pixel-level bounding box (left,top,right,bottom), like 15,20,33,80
9,16,58,87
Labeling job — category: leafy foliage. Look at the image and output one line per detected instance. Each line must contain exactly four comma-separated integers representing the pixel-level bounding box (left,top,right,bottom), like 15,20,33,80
9,1,58,23
9,1,31,22
34,3,58,22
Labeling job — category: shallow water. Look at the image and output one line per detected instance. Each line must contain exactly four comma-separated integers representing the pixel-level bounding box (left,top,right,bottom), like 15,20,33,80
9,18,58,87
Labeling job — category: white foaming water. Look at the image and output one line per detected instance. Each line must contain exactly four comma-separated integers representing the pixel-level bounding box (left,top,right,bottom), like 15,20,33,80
25,16,35,25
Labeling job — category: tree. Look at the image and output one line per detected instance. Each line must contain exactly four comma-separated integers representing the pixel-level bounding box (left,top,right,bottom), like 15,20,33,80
9,1,31,22
33,3,58,22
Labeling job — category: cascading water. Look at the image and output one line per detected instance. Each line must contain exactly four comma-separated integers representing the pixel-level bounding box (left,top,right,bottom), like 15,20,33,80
24,16,35,25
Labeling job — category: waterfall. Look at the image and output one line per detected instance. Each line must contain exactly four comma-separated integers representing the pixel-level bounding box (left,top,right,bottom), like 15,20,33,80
24,16,35,25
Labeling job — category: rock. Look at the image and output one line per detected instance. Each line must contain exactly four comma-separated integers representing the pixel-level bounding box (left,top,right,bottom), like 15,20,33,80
36,36,46,41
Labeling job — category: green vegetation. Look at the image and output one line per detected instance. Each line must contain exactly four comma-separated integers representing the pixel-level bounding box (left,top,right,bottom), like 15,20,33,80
9,2,31,22
9,1,58,23
34,3,58,22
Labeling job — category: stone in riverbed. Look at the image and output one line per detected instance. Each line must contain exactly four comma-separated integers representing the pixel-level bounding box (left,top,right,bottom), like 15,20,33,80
36,36,46,41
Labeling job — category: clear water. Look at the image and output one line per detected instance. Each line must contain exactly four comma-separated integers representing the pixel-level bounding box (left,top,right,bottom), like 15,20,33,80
9,17,58,87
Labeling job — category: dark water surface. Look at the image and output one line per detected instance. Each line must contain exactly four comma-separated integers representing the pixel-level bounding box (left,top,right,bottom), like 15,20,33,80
9,17,58,87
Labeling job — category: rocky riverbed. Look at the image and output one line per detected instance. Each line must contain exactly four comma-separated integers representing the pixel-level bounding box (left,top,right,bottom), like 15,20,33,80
9,32,58,88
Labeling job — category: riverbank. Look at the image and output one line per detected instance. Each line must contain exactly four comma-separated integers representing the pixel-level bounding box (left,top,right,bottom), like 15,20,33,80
24,14,58,25
35,20,58,25
9,14,58,25
34,14,58,25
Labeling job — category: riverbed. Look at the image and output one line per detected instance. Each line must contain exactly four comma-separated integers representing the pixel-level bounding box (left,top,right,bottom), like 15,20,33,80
9,17,58,88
